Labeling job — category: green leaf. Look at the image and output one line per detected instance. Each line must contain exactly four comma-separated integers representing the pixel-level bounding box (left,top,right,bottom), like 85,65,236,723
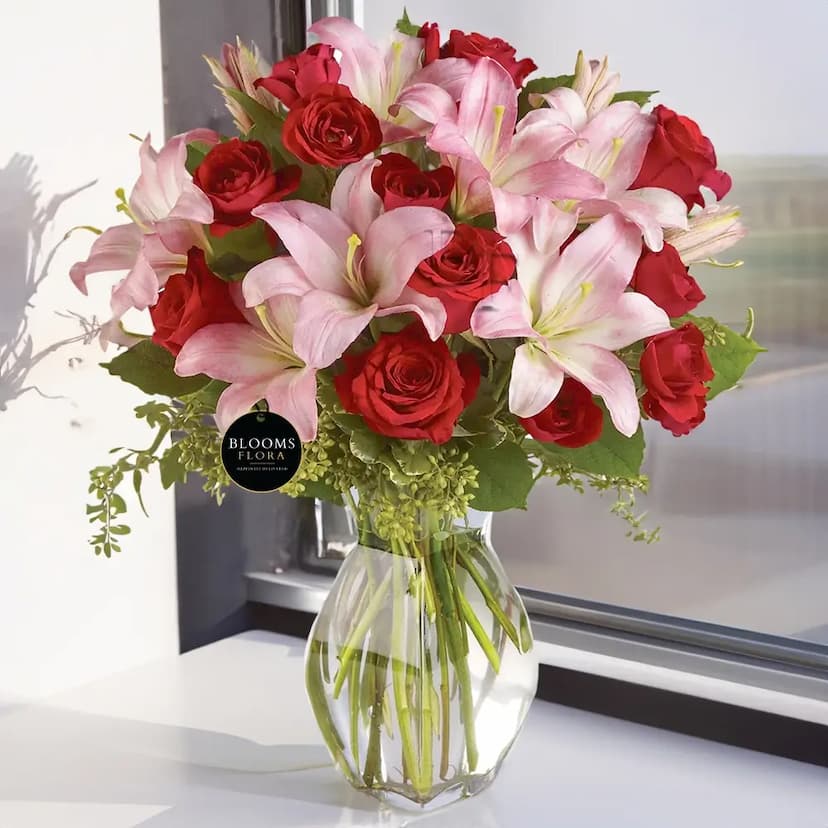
395,8,421,36
682,314,764,399
530,419,645,478
159,442,188,489
206,222,276,281
297,478,343,505
349,429,387,464
612,90,658,106
181,379,229,412
390,441,438,475
467,440,534,511
102,340,210,398
185,140,214,175
518,75,574,119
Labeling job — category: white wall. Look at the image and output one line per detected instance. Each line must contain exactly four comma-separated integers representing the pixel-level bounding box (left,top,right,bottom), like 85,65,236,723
363,0,825,156
0,1,178,701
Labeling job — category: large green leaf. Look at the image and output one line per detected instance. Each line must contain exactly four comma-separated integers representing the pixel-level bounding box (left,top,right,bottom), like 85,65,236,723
518,75,574,119
529,419,645,478
206,222,277,281
467,440,534,511
159,442,188,489
683,315,764,399
102,341,209,398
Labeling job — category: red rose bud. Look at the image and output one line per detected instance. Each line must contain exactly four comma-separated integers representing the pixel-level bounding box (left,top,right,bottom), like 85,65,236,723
282,83,383,168
519,378,603,448
409,224,516,334
370,153,454,210
640,323,714,437
629,243,705,317
333,323,480,444
149,248,245,356
632,105,732,210
418,22,441,66
441,30,536,87
254,43,341,107
194,138,300,237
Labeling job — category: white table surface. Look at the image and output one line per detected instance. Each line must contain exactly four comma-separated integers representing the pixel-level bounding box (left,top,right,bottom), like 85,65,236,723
0,631,826,828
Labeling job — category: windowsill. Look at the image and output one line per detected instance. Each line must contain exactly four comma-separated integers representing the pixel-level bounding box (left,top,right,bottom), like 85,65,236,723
0,631,824,827
245,570,828,725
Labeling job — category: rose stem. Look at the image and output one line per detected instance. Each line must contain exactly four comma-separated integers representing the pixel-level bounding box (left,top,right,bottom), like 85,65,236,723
362,650,388,787
306,638,353,782
455,545,520,651
391,551,422,793
332,567,392,699
348,654,361,770
455,587,501,673
429,525,479,772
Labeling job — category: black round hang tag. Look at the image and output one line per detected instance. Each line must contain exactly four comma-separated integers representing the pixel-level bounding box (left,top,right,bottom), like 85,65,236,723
221,411,302,493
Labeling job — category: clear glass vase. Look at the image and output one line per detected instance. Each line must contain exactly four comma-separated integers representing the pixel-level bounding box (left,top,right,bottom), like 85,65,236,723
305,505,538,809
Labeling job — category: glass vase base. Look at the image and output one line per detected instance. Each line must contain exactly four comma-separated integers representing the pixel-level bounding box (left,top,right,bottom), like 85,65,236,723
360,768,498,812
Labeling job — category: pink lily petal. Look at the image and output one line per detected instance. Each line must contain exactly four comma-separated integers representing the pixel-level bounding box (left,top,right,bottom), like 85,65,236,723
109,251,162,317
98,318,145,351
363,206,454,306
534,87,588,131
576,103,655,193
508,202,577,303
496,157,604,203
619,188,689,248
551,343,640,437
175,323,278,383
243,256,312,306
129,133,215,227
491,188,537,236
375,286,447,340
509,343,565,418
156,219,204,255
214,379,271,433
457,58,517,169
330,157,382,238
571,292,671,350
293,290,378,369
252,201,352,296
309,17,385,111
411,57,474,101
470,280,536,340
541,213,641,314
264,366,319,442
70,224,142,294
392,82,457,127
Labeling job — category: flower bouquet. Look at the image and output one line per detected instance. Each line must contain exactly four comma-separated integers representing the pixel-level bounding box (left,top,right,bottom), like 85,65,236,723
71,10,760,809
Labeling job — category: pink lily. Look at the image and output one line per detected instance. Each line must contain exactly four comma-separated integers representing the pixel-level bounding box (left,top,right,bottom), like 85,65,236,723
175,295,318,440
664,205,746,265
309,16,473,141
397,58,605,234
471,209,671,436
242,158,454,369
70,129,219,323
539,88,687,249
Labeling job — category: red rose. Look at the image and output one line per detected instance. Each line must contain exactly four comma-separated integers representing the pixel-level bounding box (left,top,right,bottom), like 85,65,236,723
333,323,480,444
254,44,341,107
519,378,603,448
370,153,454,210
418,22,441,66
640,323,714,436
194,138,300,236
441,30,537,87
150,248,245,356
282,83,383,168
409,225,516,333
630,243,705,317
632,105,732,210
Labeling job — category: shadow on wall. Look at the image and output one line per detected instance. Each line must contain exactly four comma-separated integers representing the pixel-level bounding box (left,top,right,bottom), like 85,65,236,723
0,154,96,413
